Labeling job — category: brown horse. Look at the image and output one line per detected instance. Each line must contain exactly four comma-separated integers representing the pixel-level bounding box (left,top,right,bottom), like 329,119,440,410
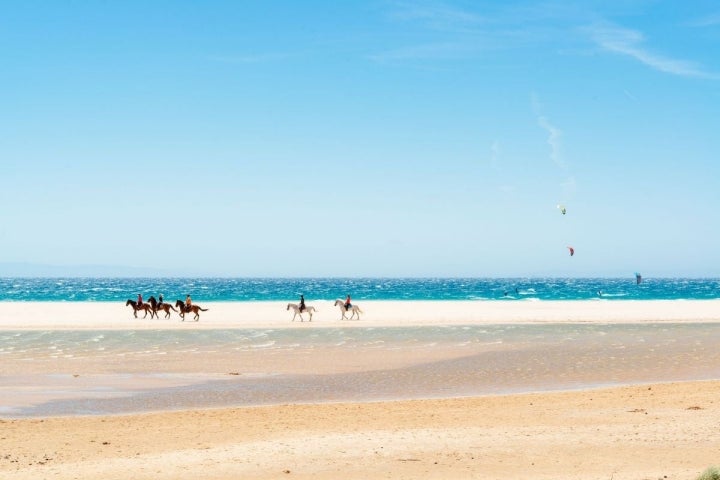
147,296,177,319
175,299,208,322
125,299,154,318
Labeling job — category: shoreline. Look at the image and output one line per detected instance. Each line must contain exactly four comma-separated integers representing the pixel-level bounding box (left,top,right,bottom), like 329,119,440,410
2,299,720,330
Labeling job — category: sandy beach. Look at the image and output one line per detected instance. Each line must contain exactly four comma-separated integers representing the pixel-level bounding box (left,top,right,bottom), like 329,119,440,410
2,381,719,479
2,300,720,479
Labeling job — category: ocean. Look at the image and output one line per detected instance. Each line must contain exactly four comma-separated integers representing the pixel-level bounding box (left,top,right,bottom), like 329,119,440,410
1,277,719,301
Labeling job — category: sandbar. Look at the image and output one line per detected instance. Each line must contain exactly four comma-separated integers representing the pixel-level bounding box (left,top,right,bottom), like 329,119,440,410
1,299,719,330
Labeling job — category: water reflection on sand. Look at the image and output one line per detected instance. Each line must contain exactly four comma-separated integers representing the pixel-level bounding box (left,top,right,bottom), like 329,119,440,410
2,324,720,417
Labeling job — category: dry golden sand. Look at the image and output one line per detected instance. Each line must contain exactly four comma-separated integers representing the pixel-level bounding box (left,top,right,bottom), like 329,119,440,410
2,381,719,480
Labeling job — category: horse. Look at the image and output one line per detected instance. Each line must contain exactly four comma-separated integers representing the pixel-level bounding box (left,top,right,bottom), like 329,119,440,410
147,296,177,319
334,299,363,320
286,303,316,322
175,299,208,321
125,299,154,319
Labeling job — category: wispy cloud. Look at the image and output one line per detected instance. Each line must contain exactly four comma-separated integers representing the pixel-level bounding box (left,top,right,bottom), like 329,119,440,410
390,0,485,32
532,94,572,200
373,1,582,64
532,94,564,169
378,0,628,67
623,89,638,101
537,114,563,169
586,23,718,79
368,1,488,63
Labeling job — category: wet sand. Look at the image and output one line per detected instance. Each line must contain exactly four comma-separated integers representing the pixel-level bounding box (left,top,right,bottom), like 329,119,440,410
3,320,720,417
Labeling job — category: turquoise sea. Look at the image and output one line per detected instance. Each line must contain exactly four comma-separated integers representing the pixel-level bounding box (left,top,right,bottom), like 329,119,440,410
1,277,719,301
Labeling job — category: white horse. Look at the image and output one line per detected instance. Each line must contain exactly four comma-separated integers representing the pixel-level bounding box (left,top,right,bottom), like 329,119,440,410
334,299,363,320
286,303,316,322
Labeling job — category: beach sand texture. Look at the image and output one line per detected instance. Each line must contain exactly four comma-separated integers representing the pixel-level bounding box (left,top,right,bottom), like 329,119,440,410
2,382,719,480
2,300,720,479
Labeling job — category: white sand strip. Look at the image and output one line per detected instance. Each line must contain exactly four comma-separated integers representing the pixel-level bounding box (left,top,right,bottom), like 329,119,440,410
1,299,719,330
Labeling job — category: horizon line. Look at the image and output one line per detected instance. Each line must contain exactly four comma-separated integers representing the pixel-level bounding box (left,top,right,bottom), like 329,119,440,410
1,275,719,280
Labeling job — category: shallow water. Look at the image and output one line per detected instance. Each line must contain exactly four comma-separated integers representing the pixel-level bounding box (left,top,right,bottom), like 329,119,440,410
3,323,720,417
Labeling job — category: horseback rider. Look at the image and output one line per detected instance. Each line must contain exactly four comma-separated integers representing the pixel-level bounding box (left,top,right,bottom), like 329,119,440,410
299,294,306,312
137,293,143,306
185,294,192,312
158,293,163,306
344,294,352,311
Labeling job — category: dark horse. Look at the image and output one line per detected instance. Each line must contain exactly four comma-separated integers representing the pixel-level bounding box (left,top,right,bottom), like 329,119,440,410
175,299,208,321
125,299,154,318
147,296,178,319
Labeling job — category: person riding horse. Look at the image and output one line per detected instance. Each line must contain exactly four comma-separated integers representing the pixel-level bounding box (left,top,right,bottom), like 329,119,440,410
344,294,352,311
299,294,306,312
174,298,208,321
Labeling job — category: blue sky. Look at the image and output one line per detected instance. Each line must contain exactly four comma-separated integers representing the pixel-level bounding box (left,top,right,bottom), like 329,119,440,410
1,0,718,277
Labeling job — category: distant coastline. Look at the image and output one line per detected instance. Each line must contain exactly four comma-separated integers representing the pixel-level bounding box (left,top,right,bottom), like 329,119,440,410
0,262,179,278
